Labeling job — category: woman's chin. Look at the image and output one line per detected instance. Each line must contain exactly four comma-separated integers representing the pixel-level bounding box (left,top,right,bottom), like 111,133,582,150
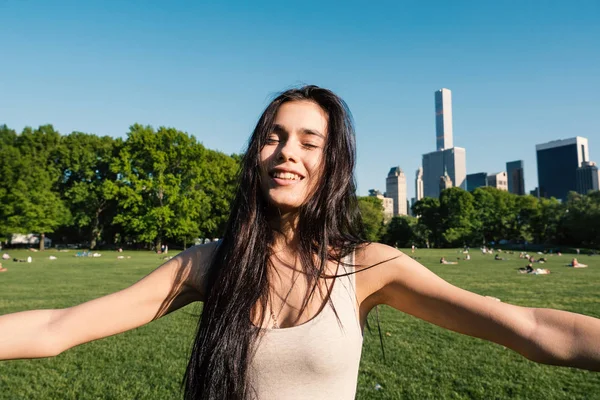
267,197,303,214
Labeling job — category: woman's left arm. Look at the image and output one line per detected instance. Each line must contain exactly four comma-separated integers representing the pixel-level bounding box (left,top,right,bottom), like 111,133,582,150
358,244,600,371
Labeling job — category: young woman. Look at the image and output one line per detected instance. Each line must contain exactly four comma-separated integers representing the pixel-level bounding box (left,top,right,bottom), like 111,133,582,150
0,86,599,400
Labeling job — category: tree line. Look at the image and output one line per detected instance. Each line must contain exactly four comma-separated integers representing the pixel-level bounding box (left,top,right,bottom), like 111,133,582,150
0,124,239,250
359,187,600,250
2,123,598,251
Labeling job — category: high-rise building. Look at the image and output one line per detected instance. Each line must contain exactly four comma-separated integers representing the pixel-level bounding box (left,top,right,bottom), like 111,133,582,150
536,137,589,200
506,160,525,195
466,173,488,191
368,189,394,222
423,88,466,198
386,167,408,216
576,161,599,194
487,172,508,191
415,167,424,201
435,88,453,151
422,147,466,198
439,169,453,193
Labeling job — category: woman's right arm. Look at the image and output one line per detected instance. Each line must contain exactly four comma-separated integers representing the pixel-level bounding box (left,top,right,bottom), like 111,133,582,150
0,242,218,360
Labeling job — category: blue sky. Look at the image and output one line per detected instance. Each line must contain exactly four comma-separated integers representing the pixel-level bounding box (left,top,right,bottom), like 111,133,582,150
1,0,598,199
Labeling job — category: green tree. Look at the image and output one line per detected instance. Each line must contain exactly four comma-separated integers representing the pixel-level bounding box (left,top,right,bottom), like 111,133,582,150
1,125,71,250
111,124,239,250
529,197,565,245
439,187,478,246
382,216,415,248
57,132,121,249
562,191,600,247
412,197,441,247
358,196,384,242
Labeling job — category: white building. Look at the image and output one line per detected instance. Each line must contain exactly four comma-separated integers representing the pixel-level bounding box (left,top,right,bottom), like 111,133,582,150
415,167,424,201
386,167,408,216
487,172,508,191
369,189,394,223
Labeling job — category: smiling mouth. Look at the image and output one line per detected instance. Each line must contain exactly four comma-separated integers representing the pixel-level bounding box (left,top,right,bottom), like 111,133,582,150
270,171,304,181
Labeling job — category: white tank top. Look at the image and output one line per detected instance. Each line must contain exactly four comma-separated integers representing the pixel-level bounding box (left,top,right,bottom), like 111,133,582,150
248,252,363,399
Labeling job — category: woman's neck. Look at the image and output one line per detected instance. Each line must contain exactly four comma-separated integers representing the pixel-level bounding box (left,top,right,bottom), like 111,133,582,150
269,210,300,252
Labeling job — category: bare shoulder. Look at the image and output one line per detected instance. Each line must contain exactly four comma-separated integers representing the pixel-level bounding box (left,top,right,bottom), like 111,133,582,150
353,243,407,306
175,241,220,301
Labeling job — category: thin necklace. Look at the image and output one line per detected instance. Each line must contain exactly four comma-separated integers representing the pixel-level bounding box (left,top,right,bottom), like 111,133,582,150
270,268,301,329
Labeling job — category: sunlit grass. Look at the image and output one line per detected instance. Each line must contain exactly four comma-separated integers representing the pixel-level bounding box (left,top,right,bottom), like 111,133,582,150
0,248,598,399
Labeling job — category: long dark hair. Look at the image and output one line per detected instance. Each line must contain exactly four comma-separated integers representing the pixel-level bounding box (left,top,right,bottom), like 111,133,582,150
183,85,367,400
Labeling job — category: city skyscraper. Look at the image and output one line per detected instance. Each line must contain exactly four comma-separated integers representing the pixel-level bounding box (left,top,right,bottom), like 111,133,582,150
487,172,508,191
386,166,407,216
422,147,466,198
422,88,466,198
536,137,589,200
466,172,487,192
576,161,599,194
506,160,525,195
435,88,453,151
415,167,424,201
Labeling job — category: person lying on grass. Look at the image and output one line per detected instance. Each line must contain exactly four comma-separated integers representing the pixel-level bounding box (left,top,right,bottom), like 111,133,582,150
1,85,599,400
570,258,588,268
440,257,458,265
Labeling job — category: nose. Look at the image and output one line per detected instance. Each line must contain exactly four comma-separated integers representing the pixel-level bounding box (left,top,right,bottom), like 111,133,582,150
277,139,298,163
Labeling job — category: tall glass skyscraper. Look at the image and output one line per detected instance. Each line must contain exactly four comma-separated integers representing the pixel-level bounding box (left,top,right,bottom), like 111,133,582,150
506,160,525,195
536,137,589,201
423,88,466,198
435,88,453,151
576,161,599,194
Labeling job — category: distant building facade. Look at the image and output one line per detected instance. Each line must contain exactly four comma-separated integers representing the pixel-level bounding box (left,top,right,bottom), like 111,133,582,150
439,169,453,193
369,189,394,222
386,167,408,216
536,137,589,200
576,161,599,194
435,88,453,151
467,172,488,192
422,147,466,198
422,88,466,198
415,167,424,201
487,172,508,191
506,160,525,195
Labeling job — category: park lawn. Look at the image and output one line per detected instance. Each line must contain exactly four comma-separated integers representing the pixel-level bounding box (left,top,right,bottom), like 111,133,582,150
0,248,598,399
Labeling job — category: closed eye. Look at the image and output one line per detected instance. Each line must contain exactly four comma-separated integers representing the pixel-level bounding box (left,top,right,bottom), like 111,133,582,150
266,135,280,144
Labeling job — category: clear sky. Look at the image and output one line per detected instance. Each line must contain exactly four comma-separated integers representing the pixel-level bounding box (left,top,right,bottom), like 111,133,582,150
1,0,598,199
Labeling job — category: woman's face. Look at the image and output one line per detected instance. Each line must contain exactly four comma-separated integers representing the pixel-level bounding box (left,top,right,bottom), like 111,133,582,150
259,100,328,212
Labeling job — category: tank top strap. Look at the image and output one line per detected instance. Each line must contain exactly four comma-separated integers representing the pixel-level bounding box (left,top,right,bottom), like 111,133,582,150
331,249,360,331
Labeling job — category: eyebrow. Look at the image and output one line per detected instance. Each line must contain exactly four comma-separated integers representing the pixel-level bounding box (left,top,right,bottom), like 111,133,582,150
272,124,325,139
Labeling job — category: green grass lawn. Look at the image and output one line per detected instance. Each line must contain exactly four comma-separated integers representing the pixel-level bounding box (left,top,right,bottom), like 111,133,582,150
0,248,599,399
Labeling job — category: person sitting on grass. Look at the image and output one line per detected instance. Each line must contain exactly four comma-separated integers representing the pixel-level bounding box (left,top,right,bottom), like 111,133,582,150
0,86,599,400
570,258,588,268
